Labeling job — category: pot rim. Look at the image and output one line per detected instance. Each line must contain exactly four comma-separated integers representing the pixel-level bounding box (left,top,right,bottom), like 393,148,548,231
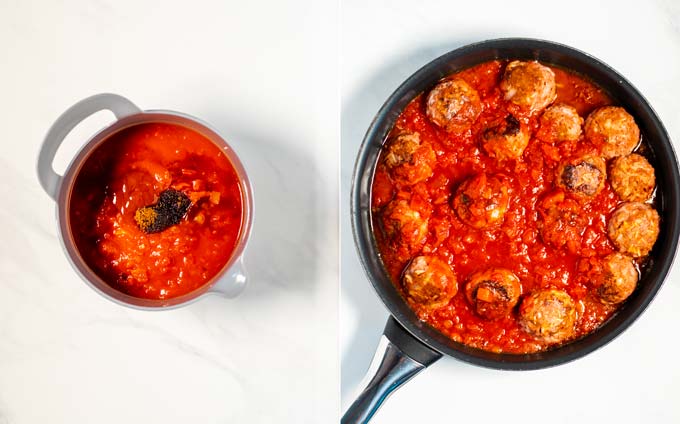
57,110,254,310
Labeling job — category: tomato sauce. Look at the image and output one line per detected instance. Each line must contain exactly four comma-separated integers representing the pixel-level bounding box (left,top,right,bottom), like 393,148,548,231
372,61,634,353
70,123,243,300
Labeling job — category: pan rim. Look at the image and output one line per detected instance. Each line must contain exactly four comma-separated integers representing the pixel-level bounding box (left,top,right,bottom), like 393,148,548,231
350,37,680,370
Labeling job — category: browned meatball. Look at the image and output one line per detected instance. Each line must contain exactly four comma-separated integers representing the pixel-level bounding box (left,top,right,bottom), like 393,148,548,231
556,155,606,197
383,132,419,168
383,132,436,184
608,202,660,257
465,268,521,319
403,256,458,309
538,191,587,254
519,289,577,344
537,104,583,142
452,173,511,229
592,252,638,304
382,199,429,256
585,106,640,159
426,78,482,133
481,115,530,161
500,61,557,113
610,154,656,202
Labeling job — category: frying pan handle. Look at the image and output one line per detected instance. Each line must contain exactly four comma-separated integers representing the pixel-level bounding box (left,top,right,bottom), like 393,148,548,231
342,317,442,424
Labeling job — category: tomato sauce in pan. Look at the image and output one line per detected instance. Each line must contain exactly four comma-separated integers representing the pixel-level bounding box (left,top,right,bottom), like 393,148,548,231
70,123,243,300
372,61,653,353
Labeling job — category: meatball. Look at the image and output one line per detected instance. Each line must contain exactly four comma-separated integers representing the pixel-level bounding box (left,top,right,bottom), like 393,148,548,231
481,115,530,161
382,199,429,256
426,78,482,133
519,289,577,344
403,256,458,309
383,132,436,184
592,253,638,304
537,104,583,142
452,173,511,229
538,191,587,253
608,202,660,257
500,61,557,113
383,132,419,168
556,155,606,197
465,268,521,319
610,154,656,202
584,106,640,159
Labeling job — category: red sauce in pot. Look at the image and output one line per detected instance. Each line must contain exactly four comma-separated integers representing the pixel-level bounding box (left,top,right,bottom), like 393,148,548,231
372,61,640,353
70,123,243,300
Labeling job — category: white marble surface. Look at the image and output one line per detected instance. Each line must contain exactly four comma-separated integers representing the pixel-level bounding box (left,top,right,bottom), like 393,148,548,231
0,1,338,422
341,0,680,422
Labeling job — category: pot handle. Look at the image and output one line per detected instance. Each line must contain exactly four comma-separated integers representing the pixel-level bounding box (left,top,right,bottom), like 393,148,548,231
207,256,248,298
341,317,442,424
37,93,141,200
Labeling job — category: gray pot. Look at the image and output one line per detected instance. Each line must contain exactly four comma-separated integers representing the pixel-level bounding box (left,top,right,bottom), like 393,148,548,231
37,93,254,310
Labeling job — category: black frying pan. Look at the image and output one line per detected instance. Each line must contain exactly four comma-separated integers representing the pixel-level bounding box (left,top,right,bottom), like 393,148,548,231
343,38,680,423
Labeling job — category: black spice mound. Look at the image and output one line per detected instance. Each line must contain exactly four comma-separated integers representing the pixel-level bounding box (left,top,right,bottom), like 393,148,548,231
134,188,192,233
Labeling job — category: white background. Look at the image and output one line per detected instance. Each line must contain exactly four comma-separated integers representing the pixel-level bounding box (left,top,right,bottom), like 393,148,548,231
341,0,680,423
3,0,680,422
0,1,338,423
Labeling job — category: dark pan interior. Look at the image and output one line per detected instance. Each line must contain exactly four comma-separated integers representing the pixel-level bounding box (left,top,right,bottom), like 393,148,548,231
351,38,680,369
